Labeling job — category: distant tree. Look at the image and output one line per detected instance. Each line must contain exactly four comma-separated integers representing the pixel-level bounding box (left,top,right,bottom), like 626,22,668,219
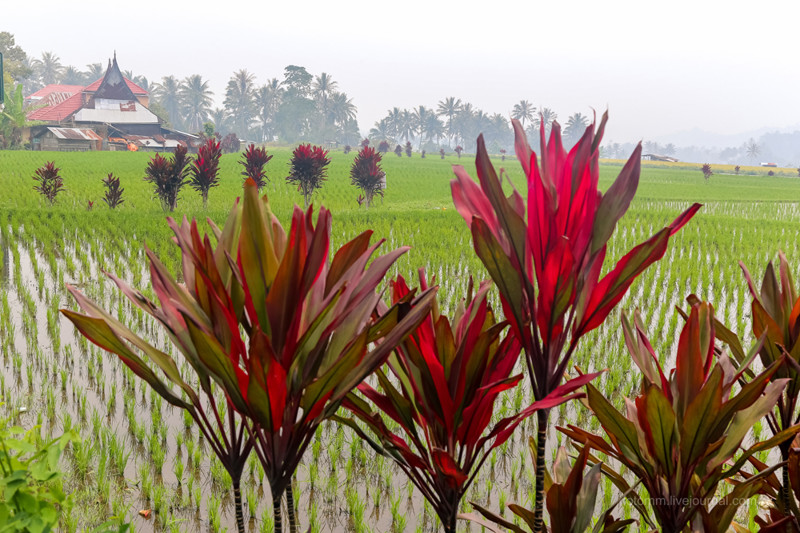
33,51,63,85
330,92,357,135
702,163,713,180
152,76,183,130
424,114,445,146
530,108,558,138
286,143,330,207
189,138,223,208
239,144,273,191
664,143,677,156
224,69,257,139
0,32,33,83
210,108,231,136
32,161,64,206
101,173,124,209
203,122,216,139
144,145,191,211
61,66,85,85
563,112,589,146
350,146,385,208
452,103,475,149
436,96,462,147
313,72,338,139
394,144,402,157
369,119,394,145
255,78,283,142
276,65,315,142
511,100,535,127
338,117,361,146
405,141,412,157
746,138,761,161
413,106,431,149
180,74,214,133
85,63,104,81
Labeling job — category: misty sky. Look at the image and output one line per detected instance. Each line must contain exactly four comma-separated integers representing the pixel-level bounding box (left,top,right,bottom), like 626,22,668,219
6,0,799,144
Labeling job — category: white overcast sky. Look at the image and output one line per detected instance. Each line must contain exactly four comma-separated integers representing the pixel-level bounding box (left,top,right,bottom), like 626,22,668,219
5,0,800,144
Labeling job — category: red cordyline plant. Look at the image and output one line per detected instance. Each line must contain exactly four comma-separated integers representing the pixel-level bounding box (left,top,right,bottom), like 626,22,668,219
350,145,385,208
702,163,713,180
190,138,223,208
101,173,124,209
32,161,64,206
731,252,800,528
562,301,800,533
394,144,403,157
405,141,413,157
450,112,701,531
143,144,191,211
239,143,273,191
285,143,331,208
378,140,390,154
336,271,598,533
64,180,436,533
61,206,254,531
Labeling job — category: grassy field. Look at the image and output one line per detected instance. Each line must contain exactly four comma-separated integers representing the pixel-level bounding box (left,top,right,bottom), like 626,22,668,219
2,148,800,531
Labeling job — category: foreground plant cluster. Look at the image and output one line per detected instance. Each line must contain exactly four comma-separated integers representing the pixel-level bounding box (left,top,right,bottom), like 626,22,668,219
5,112,800,533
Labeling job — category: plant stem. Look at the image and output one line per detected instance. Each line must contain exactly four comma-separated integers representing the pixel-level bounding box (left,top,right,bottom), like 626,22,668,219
274,489,283,533
233,479,245,533
287,479,298,533
533,409,548,533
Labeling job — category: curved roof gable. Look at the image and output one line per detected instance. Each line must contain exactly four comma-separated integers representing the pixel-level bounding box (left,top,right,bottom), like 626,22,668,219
90,55,137,101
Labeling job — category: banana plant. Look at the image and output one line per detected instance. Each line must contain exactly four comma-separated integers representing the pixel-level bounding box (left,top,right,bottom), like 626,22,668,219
449,112,701,531
63,179,436,533
336,270,599,533
562,301,799,533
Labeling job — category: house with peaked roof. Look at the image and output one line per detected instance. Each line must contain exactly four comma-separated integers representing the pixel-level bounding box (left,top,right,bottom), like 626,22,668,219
26,55,197,151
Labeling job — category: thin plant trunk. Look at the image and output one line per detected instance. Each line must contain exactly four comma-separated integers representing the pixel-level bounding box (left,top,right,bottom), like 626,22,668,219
533,408,548,533
233,478,245,533
286,479,298,533
274,489,284,533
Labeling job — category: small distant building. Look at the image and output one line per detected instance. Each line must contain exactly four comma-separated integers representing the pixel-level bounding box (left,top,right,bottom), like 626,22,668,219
32,127,102,152
642,153,679,163
761,162,778,167
25,54,196,151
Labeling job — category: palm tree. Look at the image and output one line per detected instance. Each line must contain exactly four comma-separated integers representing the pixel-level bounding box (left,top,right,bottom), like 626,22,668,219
180,74,214,133
329,92,357,141
452,102,475,148
85,63,104,82
61,66,85,85
424,114,445,146
487,113,511,148
153,76,183,130
386,107,403,140
33,51,63,85
563,112,589,146
211,108,231,135
313,72,338,137
255,79,283,142
436,97,462,147
530,107,558,138
399,109,415,143
224,69,257,138
413,106,431,149
511,100,535,127
369,118,393,144
746,138,761,161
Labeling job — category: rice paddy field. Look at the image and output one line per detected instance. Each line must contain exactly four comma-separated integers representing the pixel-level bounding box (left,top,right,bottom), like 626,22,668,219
2,148,800,532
